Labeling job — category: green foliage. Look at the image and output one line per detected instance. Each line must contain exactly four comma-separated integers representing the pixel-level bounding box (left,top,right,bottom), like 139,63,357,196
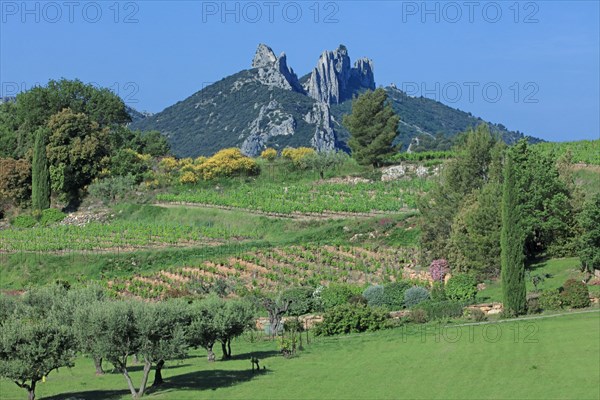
403,286,430,308
87,175,137,205
0,317,76,400
445,274,477,302
382,281,411,310
578,194,600,274
363,285,386,307
560,279,590,309
319,284,363,310
282,287,316,317
344,88,399,167
430,282,447,301
39,208,66,226
533,140,600,166
31,127,51,211
313,303,389,336
10,214,37,228
501,150,527,315
46,108,110,204
539,289,563,311
414,300,464,320
419,124,502,264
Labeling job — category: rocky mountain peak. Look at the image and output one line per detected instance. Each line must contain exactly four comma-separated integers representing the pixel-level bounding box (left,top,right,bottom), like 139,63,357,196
251,44,303,93
252,43,277,68
304,45,375,104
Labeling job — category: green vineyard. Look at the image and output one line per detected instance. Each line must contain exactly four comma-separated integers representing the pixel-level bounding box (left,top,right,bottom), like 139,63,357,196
157,180,434,214
107,244,424,299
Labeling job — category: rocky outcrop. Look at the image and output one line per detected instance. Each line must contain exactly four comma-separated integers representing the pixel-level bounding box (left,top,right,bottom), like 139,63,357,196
240,100,296,156
252,44,277,68
305,103,337,152
304,45,375,104
251,44,303,92
350,58,375,90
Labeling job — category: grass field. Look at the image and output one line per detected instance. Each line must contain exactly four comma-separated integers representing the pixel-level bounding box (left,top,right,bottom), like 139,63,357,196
1,311,598,400
478,258,600,302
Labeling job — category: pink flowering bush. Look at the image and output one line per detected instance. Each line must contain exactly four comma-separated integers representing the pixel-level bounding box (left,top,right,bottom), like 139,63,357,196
429,259,450,282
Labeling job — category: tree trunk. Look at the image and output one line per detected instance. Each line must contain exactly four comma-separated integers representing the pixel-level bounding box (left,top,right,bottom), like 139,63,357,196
122,368,138,399
227,339,232,358
153,360,165,386
221,342,229,360
207,344,215,362
94,356,104,375
136,359,152,398
28,381,36,400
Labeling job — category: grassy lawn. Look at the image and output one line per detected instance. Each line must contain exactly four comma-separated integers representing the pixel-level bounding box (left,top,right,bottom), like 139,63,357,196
2,311,598,400
477,257,600,302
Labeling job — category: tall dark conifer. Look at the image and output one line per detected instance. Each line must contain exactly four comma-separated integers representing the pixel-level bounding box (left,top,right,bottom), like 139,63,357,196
31,128,50,211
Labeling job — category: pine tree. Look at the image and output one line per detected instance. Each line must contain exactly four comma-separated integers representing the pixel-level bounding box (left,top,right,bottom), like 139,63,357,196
343,88,399,167
31,128,50,211
500,151,526,315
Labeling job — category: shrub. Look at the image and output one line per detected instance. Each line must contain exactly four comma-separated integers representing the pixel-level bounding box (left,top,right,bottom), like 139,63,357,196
179,171,198,185
415,300,464,321
195,148,260,180
445,274,477,302
404,286,430,308
10,214,37,228
313,303,389,336
382,281,410,310
40,208,66,226
429,259,450,282
281,147,316,167
526,294,542,314
88,175,136,205
348,295,368,306
319,284,362,310
464,308,487,322
409,308,428,324
363,285,386,307
260,148,277,162
430,281,447,301
561,279,590,308
539,289,562,310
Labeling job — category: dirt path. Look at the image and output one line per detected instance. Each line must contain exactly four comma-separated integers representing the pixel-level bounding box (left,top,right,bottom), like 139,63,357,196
154,201,413,220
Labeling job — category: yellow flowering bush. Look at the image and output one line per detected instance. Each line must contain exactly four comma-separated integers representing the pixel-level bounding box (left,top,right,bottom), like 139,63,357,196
260,148,278,162
281,147,316,165
194,156,207,165
179,171,198,185
159,156,178,172
196,148,260,180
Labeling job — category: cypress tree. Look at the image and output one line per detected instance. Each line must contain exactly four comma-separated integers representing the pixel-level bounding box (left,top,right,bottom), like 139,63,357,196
500,151,526,315
31,128,51,211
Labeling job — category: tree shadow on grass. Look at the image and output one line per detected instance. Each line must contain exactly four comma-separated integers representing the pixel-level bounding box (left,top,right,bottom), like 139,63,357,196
45,389,130,400
42,366,268,399
228,350,279,361
152,367,268,394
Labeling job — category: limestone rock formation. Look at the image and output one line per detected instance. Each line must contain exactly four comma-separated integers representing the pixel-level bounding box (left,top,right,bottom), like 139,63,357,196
241,100,296,156
305,103,337,152
304,45,375,104
251,44,303,92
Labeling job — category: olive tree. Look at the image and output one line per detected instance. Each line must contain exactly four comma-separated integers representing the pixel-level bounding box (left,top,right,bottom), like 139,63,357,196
0,317,76,400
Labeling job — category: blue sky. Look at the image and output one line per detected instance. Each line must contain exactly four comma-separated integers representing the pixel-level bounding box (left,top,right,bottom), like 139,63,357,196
1,0,598,141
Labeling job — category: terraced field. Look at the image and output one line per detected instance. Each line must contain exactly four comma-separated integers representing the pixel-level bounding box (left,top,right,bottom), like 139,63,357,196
157,179,434,214
107,244,428,299
0,220,256,253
